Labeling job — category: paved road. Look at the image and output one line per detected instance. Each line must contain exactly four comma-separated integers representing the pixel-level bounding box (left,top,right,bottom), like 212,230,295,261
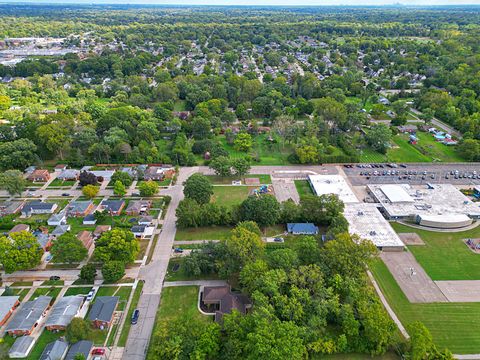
122,167,197,360
409,108,462,138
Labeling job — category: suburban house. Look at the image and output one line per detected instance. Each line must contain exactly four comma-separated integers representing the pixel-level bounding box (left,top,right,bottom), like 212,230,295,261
45,296,83,331
8,336,35,358
0,296,20,326
138,216,154,226
6,296,52,336
21,202,58,217
88,296,119,329
83,214,97,225
93,225,111,238
201,286,251,323
50,224,71,238
144,166,165,181
27,169,50,182
9,224,30,234
64,340,93,360
67,200,95,217
287,223,319,235
0,201,25,216
77,230,94,251
35,232,51,251
99,199,125,216
39,340,68,360
57,169,80,181
54,164,68,172
131,225,154,239
125,200,151,215
47,212,67,226
121,167,137,179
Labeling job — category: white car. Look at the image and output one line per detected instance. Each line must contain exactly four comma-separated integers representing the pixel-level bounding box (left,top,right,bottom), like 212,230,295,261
86,289,95,301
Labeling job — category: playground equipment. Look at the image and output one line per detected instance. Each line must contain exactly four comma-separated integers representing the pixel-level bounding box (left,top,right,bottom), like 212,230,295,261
253,185,273,196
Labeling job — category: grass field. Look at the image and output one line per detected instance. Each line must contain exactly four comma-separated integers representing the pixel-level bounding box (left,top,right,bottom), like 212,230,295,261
175,226,233,241
31,287,62,300
391,223,480,280
211,186,250,207
147,286,212,359
388,135,431,162
371,259,480,354
64,286,92,296
165,258,220,281
294,180,314,200
118,281,144,346
206,174,272,185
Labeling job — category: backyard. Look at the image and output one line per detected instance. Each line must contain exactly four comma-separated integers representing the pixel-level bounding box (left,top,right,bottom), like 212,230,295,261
211,186,251,207
391,223,480,280
294,180,314,200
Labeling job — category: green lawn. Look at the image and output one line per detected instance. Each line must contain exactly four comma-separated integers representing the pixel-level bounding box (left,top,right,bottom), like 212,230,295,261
2,288,29,300
219,134,293,165
412,132,464,162
175,226,233,241
165,258,220,281
314,352,400,359
391,223,480,280
2,330,66,360
359,147,388,163
147,286,212,359
47,179,76,188
118,281,144,346
206,174,272,185
211,186,251,207
388,135,431,163
115,286,133,310
173,100,187,111
371,258,480,354
294,180,313,200
31,287,62,300
64,286,92,296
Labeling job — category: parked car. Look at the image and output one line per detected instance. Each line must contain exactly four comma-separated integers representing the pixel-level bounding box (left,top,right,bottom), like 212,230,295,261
273,237,284,243
92,348,105,355
174,247,184,253
61,193,70,196
86,289,95,302
45,254,53,262
131,309,140,325
49,276,60,281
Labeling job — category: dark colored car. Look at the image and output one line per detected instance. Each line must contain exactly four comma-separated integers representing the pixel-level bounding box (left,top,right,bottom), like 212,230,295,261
62,193,70,196
49,276,60,281
131,309,140,325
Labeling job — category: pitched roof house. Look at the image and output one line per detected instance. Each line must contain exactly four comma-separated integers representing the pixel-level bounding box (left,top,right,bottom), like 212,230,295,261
21,202,58,217
64,340,93,360
77,230,94,251
88,296,119,329
27,169,50,182
67,200,95,217
286,223,319,235
9,224,30,234
125,200,151,215
93,225,111,238
6,296,52,336
99,199,125,216
39,340,68,360
0,296,20,326
47,212,67,226
143,166,164,181
201,286,251,323
57,169,80,181
45,296,83,331
0,201,25,216
8,336,35,358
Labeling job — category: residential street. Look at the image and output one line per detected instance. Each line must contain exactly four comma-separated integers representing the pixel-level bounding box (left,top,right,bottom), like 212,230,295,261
122,167,197,360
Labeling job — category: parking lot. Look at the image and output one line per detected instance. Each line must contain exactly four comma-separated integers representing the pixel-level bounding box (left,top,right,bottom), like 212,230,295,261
343,163,480,186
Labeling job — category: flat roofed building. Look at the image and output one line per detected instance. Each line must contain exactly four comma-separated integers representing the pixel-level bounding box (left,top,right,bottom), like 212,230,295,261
6,296,52,336
367,183,480,229
379,184,414,203
343,203,404,250
308,175,358,203
45,296,83,331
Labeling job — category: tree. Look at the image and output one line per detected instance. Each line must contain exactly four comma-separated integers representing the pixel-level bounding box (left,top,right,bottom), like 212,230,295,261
0,231,42,273
66,318,90,343
300,194,344,225
458,139,480,161
239,195,280,228
138,180,158,197
366,124,392,154
73,354,86,360
0,170,26,195
79,171,98,186
94,228,139,264
231,158,251,177
113,180,126,196
110,171,133,187
209,156,233,177
50,233,88,264
0,139,38,171
79,263,97,283
82,184,99,199
234,132,253,152
183,173,213,205
102,260,125,282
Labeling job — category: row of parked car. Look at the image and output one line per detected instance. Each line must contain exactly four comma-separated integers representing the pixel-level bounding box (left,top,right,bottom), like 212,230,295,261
448,170,479,179
347,163,408,169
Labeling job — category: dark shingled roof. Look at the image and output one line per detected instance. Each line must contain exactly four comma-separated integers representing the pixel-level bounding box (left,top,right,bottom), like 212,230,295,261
88,296,119,322
203,286,251,323
65,340,93,360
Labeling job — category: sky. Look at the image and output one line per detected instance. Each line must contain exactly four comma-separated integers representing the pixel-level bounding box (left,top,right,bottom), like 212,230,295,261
3,0,480,5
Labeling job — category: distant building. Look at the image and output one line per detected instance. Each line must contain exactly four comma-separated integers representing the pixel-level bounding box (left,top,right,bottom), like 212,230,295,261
286,223,319,235
47,212,67,226
125,200,151,215
0,200,25,216
21,201,58,217
27,169,50,182
67,200,95,217
144,166,165,181
99,199,125,216
57,169,80,181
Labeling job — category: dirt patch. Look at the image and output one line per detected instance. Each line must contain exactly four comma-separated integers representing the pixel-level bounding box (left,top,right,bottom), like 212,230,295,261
399,232,425,245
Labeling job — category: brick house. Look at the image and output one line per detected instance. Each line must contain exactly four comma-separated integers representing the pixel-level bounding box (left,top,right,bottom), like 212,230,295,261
27,169,50,182
88,296,119,329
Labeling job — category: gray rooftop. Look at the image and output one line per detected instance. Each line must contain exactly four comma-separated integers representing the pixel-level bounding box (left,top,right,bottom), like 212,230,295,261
45,296,83,328
100,199,124,213
6,296,52,332
0,296,19,321
9,336,35,358
68,200,93,214
88,296,119,322
36,233,50,248
51,225,70,237
65,340,93,360
40,340,68,360
22,201,56,213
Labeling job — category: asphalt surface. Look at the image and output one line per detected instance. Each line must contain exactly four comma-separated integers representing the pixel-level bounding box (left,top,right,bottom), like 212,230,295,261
122,167,197,360
344,163,480,186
